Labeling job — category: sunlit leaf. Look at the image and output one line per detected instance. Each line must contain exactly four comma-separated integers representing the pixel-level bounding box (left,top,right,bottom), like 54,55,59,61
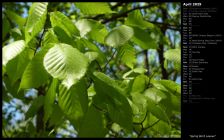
3,40,25,66
105,25,134,48
25,2,48,43
43,43,89,89
76,19,100,37
6,48,31,85
50,11,79,38
85,51,99,63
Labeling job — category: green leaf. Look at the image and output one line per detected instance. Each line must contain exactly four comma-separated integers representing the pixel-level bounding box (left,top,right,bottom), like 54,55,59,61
75,19,100,37
122,67,147,80
85,52,98,63
2,15,11,41
53,26,77,47
151,80,180,112
48,104,64,128
26,95,45,119
5,10,26,28
160,92,180,112
148,117,171,136
43,43,89,89
79,105,107,137
3,76,21,99
25,2,48,43
20,44,54,89
152,79,181,95
77,39,106,63
88,27,108,44
44,78,58,125
147,99,170,123
131,75,149,93
164,48,181,70
117,43,136,69
131,27,157,49
50,11,79,38
6,48,31,85
111,123,122,133
75,2,113,15
10,28,23,40
92,72,133,131
105,25,134,48
58,79,88,130
42,28,58,45
3,40,26,66
75,19,108,44
144,87,167,103
125,10,154,29
144,114,171,136
130,93,148,123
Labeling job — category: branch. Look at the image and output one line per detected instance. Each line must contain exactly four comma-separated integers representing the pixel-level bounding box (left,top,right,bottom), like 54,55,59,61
144,50,150,76
157,7,168,79
133,111,148,138
137,119,160,138
102,3,161,24
36,86,45,133
148,20,181,31
34,25,47,55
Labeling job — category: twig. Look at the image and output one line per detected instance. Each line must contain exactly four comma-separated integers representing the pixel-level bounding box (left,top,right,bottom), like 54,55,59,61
34,10,48,55
92,103,107,113
144,119,160,131
102,3,161,24
148,20,181,31
103,49,117,72
34,27,47,55
133,111,148,125
95,60,103,72
137,119,160,138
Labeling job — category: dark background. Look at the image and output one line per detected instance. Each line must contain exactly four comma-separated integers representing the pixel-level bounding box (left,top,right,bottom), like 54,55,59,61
181,0,223,139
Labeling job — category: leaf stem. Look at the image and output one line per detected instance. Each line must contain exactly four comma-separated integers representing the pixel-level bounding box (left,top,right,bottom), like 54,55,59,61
103,49,117,72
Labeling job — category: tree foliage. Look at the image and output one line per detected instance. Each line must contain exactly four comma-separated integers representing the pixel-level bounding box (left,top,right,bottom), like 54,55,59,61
2,2,181,138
